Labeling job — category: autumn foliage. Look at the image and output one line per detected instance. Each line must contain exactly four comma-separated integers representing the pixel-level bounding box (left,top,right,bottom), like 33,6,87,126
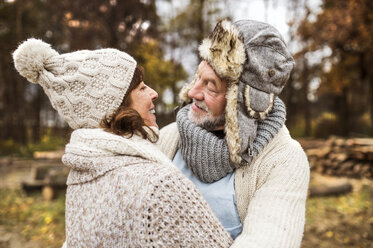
290,0,373,137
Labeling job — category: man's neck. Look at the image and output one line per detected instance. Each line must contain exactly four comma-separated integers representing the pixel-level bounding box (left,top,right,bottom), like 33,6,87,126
206,125,224,131
210,129,225,139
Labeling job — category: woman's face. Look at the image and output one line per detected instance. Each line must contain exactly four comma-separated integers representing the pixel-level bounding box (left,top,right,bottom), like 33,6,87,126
129,81,159,128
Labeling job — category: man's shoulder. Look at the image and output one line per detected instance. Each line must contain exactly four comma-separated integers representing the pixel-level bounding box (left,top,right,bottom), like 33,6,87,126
246,125,310,185
262,125,309,165
272,126,303,149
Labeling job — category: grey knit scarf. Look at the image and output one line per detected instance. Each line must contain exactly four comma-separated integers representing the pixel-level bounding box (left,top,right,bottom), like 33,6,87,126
176,97,286,183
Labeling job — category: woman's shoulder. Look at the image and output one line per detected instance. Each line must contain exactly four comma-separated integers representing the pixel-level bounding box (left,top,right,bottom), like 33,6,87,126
160,121,178,132
157,122,180,159
158,122,179,142
111,159,181,185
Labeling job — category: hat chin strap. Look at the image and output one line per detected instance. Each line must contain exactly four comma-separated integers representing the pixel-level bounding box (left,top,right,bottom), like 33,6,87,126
244,85,275,120
225,82,277,165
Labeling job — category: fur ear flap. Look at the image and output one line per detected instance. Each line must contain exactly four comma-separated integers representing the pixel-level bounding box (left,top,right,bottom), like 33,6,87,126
178,74,197,104
198,20,246,82
224,82,242,165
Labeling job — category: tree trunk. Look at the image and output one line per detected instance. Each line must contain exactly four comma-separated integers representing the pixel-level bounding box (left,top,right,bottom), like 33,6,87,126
108,4,118,48
0,62,4,140
369,78,373,134
302,59,311,136
359,52,373,135
304,92,311,136
12,0,27,144
282,73,296,127
197,0,205,41
31,89,42,143
337,87,350,136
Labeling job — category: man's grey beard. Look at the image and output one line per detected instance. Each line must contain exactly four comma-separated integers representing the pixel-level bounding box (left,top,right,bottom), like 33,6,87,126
188,100,225,130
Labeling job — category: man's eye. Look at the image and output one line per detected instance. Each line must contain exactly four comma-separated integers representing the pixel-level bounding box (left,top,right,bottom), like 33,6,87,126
207,88,217,93
206,82,217,92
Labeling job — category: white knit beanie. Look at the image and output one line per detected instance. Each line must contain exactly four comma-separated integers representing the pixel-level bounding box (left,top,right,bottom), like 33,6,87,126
13,38,137,129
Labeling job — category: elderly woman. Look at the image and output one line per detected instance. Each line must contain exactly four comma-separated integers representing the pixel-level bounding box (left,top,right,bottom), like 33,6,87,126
13,39,232,247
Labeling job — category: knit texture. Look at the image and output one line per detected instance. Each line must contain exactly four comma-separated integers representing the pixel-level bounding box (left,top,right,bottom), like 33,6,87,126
13,38,136,129
176,97,286,183
180,19,295,165
63,128,232,247
158,124,310,248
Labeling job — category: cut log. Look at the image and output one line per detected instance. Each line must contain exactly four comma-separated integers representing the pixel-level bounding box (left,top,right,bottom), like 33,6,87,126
306,146,331,157
309,182,353,197
42,186,55,201
33,150,64,160
349,138,373,146
340,160,355,170
329,153,348,162
300,136,373,179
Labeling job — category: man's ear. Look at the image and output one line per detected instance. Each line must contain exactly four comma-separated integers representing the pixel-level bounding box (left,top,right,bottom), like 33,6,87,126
178,74,197,104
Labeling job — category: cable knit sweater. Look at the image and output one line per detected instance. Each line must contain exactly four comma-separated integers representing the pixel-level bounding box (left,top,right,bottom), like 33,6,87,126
62,128,232,247
158,123,310,248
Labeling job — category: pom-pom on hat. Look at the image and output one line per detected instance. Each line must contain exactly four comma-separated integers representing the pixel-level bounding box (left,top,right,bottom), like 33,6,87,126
13,38,137,129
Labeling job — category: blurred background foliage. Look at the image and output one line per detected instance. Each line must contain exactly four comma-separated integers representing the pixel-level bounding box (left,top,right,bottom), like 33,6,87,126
286,0,373,138
0,188,66,247
0,0,372,154
0,1,372,247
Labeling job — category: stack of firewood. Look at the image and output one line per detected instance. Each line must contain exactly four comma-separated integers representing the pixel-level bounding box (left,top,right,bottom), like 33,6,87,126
305,137,373,179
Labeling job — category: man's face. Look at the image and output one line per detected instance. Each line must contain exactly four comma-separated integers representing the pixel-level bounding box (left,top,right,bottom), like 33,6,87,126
187,61,227,130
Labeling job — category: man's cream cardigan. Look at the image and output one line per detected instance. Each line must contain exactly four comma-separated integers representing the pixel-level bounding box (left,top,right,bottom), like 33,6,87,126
158,123,310,248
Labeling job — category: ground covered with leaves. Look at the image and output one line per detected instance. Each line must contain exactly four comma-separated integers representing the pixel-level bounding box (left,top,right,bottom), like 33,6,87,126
303,174,373,248
0,173,372,247
0,189,65,247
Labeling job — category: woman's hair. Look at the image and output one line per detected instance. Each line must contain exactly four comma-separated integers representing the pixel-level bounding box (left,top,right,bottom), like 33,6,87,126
101,65,158,142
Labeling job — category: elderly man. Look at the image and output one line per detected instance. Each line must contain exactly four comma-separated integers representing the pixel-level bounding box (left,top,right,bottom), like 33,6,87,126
158,19,310,248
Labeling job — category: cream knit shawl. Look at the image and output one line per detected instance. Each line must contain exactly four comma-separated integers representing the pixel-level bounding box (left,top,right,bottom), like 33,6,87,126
62,128,232,247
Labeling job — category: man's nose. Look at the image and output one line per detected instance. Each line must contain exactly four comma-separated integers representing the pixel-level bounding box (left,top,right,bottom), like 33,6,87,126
188,80,203,100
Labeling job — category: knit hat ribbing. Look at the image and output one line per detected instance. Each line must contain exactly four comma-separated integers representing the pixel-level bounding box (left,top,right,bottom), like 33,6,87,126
13,38,137,129
176,97,286,183
180,19,294,164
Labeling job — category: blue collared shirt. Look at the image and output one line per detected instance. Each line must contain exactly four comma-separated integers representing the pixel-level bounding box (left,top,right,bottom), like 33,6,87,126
173,149,243,239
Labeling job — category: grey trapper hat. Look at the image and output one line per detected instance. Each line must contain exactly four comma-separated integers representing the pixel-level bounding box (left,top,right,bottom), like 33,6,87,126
180,19,295,164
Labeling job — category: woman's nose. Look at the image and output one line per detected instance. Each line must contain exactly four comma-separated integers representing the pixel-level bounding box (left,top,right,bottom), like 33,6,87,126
150,87,158,100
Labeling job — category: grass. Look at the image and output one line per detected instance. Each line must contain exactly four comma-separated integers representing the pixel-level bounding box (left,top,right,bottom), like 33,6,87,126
0,188,65,247
0,177,371,247
303,183,373,248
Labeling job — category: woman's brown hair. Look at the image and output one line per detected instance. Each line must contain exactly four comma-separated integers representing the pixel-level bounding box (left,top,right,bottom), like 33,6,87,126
101,65,158,142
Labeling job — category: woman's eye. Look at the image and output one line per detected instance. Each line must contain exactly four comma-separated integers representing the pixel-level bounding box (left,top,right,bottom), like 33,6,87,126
141,86,147,90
